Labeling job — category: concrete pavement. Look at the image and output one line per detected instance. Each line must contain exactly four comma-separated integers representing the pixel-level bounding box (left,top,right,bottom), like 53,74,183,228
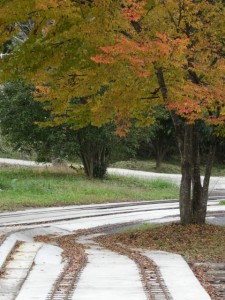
0,157,224,299
73,235,147,300
0,199,224,228
0,226,213,300
16,244,65,300
0,198,222,299
142,250,211,300
0,243,43,300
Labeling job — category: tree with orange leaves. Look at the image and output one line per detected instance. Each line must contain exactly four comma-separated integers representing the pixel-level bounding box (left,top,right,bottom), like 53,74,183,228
90,0,225,225
0,0,225,224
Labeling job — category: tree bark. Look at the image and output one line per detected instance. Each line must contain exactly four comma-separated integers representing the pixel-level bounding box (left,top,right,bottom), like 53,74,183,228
77,130,110,179
179,124,193,224
191,124,203,223
192,136,217,223
155,66,216,225
155,67,193,224
154,143,166,170
155,67,184,157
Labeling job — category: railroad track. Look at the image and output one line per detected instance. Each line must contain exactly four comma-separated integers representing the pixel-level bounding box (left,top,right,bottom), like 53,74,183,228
0,226,220,300
0,198,223,228
134,252,172,300
0,196,224,299
194,262,225,300
46,252,87,300
95,238,172,300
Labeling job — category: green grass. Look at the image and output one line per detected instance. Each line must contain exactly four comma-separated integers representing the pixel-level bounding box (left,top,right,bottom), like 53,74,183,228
0,167,179,211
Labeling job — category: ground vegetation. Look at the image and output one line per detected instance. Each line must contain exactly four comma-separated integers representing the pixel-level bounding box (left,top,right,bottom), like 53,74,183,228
0,166,179,211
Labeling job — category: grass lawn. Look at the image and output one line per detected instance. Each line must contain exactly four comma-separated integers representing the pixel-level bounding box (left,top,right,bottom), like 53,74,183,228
0,166,179,211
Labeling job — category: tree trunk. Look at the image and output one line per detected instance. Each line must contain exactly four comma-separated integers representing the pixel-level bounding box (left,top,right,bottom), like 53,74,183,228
152,140,167,170
77,131,110,179
179,124,193,225
92,145,110,179
80,151,94,178
192,136,217,223
191,124,204,224
155,66,218,225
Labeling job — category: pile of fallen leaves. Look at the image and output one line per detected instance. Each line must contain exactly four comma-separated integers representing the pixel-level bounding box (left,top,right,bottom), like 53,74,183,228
98,223,225,263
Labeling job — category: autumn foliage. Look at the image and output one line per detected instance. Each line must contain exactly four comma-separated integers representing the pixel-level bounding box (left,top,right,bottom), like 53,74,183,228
0,0,224,130
0,0,225,224
91,0,225,126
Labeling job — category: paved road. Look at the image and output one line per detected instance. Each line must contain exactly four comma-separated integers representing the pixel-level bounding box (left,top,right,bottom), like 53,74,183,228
108,167,225,189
